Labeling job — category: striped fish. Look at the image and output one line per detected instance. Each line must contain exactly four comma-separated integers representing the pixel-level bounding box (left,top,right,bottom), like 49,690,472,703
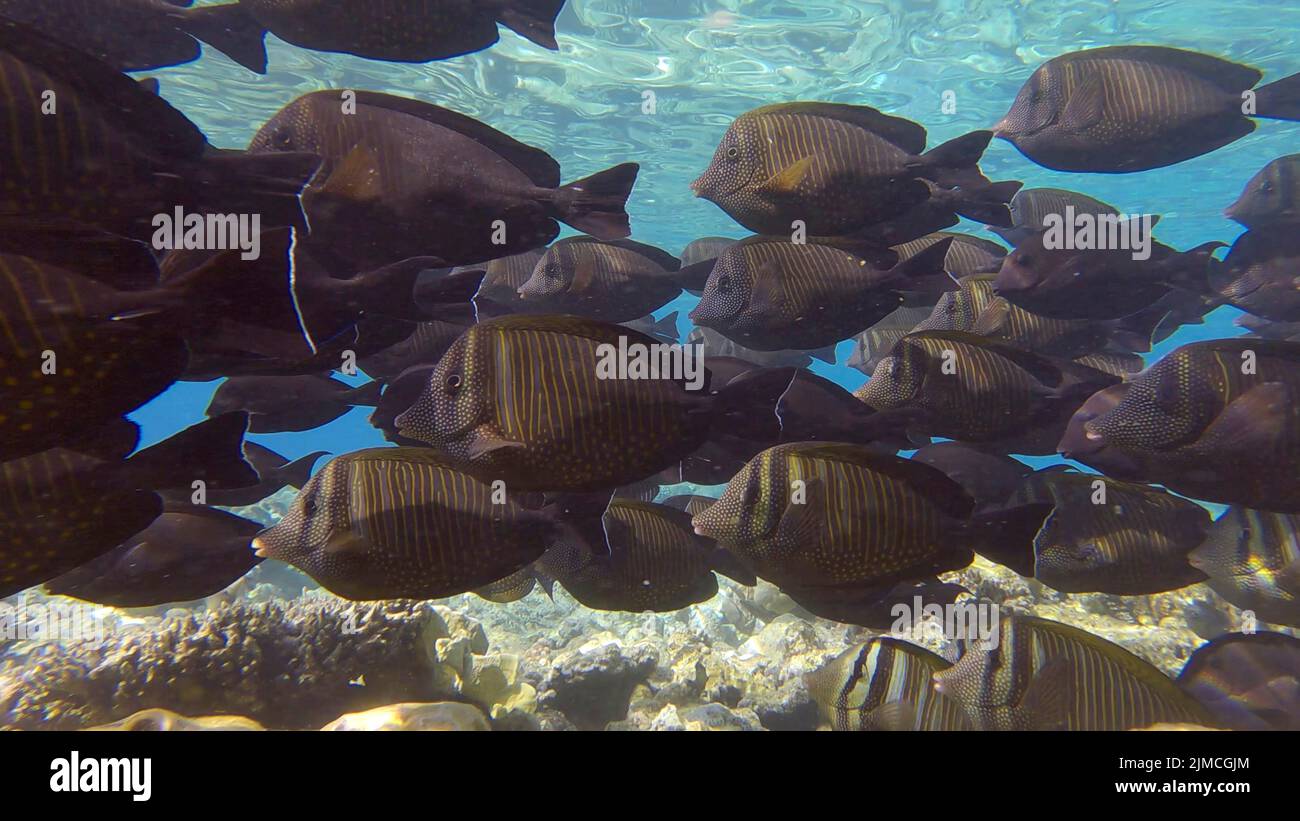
932,614,1217,730
468,248,547,309
688,236,950,352
0,413,255,598
1012,470,1211,595
394,315,796,492
250,448,583,601
0,254,192,461
1212,228,1300,323
913,275,999,333
988,187,1120,246
686,325,824,368
847,305,935,376
536,499,754,613
806,638,973,731
1226,155,1300,228
691,102,1010,236
1177,632,1300,730
517,237,688,323
1066,339,1300,511
995,46,1300,173
690,442,1050,601
0,17,317,241
1188,508,1300,627
855,330,1119,454
235,0,565,61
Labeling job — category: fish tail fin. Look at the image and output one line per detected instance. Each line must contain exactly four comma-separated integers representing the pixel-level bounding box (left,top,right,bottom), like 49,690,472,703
496,0,565,50
710,548,757,586
1164,240,1228,297
125,412,257,492
673,260,716,292
1255,72,1300,121
413,267,484,325
710,366,799,441
342,381,384,407
919,130,993,186
963,502,1054,576
949,180,1024,227
175,3,269,74
192,149,322,231
557,162,640,240
278,451,328,489
888,237,953,283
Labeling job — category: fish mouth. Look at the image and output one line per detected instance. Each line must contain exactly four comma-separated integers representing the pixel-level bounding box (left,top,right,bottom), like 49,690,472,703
689,177,706,198
991,118,1011,138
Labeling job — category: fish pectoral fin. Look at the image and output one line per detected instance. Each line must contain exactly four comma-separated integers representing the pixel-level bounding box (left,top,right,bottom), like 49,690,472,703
316,145,384,202
774,476,824,545
1019,656,1075,730
970,299,1013,336
863,701,918,732
758,155,817,195
1197,381,1292,453
1060,73,1106,132
323,531,368,555
466,430,528,461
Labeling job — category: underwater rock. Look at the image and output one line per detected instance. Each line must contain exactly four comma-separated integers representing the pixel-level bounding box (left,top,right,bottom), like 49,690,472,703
534,635,659,730
87,708,265,731
321,702,490,731
740,678,819,731
0,598,497,730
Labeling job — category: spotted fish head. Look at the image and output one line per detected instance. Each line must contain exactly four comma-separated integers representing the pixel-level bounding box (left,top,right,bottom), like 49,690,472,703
249,93,330,155
251,458,357,577
691,456,783,546
1088,349,1216,452
394,331,492,459
994,62,1064,140
687,249,751,331
517,245,572,301
691,116,764,205
994,233,1056,297
1225,155,1300,228
856,344,925,411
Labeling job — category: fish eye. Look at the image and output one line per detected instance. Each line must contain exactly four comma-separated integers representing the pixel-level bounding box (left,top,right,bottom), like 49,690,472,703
273,128,294,149
445,373,463,394
726,146,739,161
303,496,318,517
1261,181,1274,193
717,274,732,293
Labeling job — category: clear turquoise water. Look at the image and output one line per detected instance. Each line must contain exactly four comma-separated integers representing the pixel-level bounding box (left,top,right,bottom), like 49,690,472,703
132,0,1300,470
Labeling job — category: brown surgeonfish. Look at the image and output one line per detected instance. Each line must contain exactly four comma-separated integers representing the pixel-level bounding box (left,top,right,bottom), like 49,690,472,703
891,231,1006,278
1010,470,1210,594
911,442,1030,513
805,638,974,731
516,237,698,323
1211,227,1300,322
472,567,539,604
250,448,609,601
393,315,797,492
1188,508,1300,628
536,499,755,613
1060,339,1300,511
226,0,565,62
995,46,1300,172
686,326,829,368
468,248,547,310
856,330,1120,455
691,102,1016,236
0,17,319,242
687,236,952,353
172,443,326,508
932,614,1217,730
0,0,268,72
0,413,256,598
44,503,264,608
249,90,638,271
207,375,382,433
1225,155,1300,228
690,443,1051,623
988,187,1122,246
1177,632,1300,731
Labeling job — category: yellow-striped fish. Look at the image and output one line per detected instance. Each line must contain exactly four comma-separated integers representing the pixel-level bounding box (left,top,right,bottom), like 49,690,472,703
995,46,1300,172
517,237,693,323
250,447,600,601
1188,508,1300,627
806,638,974,731
394,315,797,492
933,614,1218,730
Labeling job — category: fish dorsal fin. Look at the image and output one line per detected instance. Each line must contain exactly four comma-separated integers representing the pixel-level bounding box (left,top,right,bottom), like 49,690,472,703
348,90,561,188
316,144,384,202
481,313,662,348
1069,46,1262,94
323,530,368,555
559,236,682,272
751,103,928,154
789,444,976,520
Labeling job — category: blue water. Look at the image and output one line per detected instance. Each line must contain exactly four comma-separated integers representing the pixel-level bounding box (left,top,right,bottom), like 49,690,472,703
133,0,1300,466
